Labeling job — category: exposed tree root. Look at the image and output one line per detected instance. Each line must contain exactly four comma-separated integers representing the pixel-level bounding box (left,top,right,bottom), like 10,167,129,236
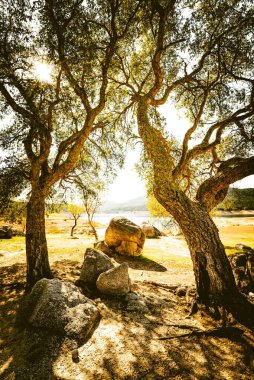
156,326,244,340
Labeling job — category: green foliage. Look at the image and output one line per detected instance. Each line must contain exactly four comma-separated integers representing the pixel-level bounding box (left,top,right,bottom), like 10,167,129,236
147,194,169,218
66,204,84,218
218,188,254,211
45,202,64,216
0,201,26,224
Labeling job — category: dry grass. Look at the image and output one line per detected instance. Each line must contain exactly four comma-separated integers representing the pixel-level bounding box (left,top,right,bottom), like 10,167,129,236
0,215,254,379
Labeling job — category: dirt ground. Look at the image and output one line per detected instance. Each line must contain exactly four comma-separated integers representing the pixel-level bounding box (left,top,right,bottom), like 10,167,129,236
0,216,254,379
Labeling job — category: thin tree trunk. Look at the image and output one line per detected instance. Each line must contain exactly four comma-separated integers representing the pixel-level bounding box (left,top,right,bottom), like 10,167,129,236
71,218,78,237
26,190,53,287
88,216,98,242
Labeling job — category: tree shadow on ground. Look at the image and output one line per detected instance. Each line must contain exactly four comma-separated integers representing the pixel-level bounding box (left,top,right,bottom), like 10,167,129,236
0,262,94,380
111,254,167,272
49,279,254,380
1,261,254,380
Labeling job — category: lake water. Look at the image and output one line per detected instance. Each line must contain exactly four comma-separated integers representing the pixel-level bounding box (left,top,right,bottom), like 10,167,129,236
88,211,254,232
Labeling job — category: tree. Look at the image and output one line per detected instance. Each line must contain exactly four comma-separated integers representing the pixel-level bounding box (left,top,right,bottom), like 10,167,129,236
66,204,84,237
0,201,26,225
0,0,140,286
114,0,254,325
78,182,104,242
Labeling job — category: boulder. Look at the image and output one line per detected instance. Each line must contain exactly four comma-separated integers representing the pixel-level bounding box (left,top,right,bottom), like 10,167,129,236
141,223,162,239
94,240,114,256
79,248,114,285
96,262,131,295
0,225,13,239
228,249,254,293
16,278,100,343
105,217,145,256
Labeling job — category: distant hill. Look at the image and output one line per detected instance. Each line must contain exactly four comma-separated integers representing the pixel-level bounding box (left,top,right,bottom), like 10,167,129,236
100,196,147,212
100,188,254,213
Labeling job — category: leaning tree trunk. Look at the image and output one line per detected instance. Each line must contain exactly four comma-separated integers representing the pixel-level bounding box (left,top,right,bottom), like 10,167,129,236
170,201,254,327
87,216,98,242
26,189,53,287
71,218,78,237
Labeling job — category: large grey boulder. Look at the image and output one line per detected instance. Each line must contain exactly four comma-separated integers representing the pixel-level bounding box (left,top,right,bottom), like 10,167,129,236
228,247,254,293
96,262,131,295
16,278,100,343
105,217,145,256
79,248,114,285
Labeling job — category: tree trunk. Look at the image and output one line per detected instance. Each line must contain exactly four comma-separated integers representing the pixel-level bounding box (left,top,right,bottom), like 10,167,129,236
26,190,53,287
88,217,98,242
168,201,254,327
71,218,78,237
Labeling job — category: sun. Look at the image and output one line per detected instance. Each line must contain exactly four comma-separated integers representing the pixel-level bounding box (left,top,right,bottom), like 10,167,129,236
32,61,53,83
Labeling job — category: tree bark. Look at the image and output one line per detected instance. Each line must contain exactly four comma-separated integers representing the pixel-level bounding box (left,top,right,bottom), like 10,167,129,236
161,196,254,327
26,190,53,287
137,97,254,327
88,217,98,242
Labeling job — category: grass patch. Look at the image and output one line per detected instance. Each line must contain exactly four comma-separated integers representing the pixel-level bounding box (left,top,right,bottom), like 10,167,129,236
0,237,25,252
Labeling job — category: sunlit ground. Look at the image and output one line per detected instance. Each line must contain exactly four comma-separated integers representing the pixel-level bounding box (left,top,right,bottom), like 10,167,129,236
1,214,253,285
0,214,254,379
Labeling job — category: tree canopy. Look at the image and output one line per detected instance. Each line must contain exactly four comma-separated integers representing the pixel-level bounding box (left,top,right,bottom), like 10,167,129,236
1,0,254,324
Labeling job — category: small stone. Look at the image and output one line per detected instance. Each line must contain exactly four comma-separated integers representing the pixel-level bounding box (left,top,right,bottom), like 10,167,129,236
175,286,188,297
71,349,79,363
186,286,196,304
125,292,139,301
126,300,149,313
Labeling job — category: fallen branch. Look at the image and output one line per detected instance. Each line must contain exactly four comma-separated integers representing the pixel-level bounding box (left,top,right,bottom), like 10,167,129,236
156,326,244,340
141,281,179,291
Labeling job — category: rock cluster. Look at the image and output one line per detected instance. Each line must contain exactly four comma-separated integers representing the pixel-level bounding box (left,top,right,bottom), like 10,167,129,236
78,248,131,296
228,244,254,293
